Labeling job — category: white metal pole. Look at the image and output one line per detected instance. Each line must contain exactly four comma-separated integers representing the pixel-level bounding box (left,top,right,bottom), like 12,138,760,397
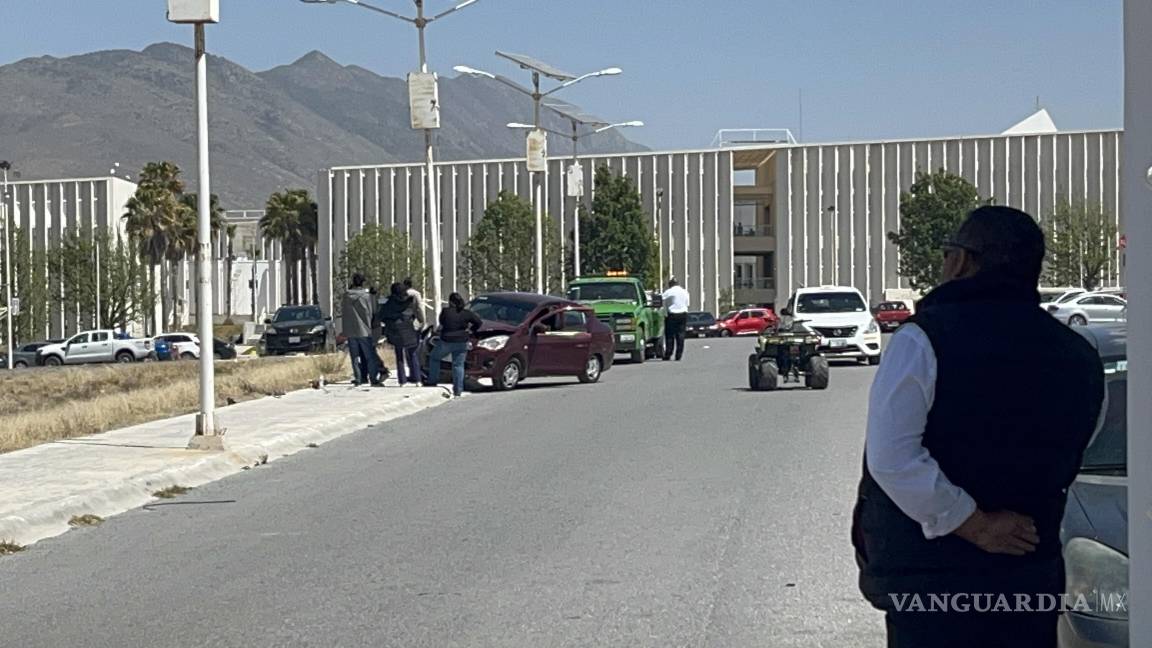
532,74,544,294
572,122,581,278
416,2,443,319
3,167,12,370
192,23,218,443
1123,0,1151,639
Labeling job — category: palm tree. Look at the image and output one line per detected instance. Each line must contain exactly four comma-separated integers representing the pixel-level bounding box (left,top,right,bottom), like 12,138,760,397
261,189,318,305
123,162,187,333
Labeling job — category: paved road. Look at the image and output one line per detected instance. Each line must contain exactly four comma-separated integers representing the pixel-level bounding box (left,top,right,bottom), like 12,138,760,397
0,337,885,647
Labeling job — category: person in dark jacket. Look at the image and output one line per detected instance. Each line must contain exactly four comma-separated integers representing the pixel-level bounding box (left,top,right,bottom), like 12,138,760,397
424,292,482,397
851,206,1105,648
378,282,421,386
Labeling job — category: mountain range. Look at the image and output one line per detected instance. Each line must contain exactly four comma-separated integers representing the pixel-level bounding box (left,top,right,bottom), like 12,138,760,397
0,43,646,207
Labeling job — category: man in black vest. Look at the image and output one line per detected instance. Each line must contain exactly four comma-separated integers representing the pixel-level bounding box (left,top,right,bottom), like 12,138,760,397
851,206,1104,647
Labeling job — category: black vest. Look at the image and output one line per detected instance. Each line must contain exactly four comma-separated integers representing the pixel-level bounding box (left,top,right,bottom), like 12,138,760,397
851,276,1104,609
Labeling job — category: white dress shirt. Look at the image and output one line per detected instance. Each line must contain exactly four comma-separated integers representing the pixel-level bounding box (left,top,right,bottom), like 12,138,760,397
865,323,977,539
661,286,690,314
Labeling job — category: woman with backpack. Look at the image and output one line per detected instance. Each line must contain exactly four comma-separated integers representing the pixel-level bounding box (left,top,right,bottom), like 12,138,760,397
378,282,421,386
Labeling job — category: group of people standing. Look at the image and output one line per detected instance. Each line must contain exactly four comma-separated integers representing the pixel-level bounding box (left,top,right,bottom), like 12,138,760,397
340,274,480,398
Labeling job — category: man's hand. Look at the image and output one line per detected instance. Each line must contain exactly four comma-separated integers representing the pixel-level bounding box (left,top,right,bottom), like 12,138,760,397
952,509,1039,556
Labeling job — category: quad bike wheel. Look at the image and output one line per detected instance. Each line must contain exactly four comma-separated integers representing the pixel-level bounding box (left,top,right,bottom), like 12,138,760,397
756,359,779,391
804,356,830,390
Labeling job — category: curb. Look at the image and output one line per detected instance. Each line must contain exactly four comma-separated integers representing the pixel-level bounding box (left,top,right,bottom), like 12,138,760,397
0,388,450,548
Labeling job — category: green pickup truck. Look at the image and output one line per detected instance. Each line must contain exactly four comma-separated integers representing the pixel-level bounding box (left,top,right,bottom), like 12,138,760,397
567,275,666,363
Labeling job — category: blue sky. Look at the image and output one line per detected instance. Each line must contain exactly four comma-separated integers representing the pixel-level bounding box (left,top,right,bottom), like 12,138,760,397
2,1,1123,150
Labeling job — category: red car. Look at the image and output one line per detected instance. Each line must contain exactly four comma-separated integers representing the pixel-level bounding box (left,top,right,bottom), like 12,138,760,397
714,307,779,337
873,301,912,331
421,292,615,390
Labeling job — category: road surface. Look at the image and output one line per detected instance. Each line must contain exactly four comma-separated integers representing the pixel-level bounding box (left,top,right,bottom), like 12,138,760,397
0,337,885,647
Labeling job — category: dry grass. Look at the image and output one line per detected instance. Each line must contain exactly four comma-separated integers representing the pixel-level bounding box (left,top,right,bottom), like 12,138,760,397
68,514,105,527
0,354,352,454
0,541,24,555
152,485,190,499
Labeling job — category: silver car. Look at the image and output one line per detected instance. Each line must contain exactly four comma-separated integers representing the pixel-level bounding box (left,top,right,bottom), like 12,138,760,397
1059,325,1128,647
1046,293,1128,326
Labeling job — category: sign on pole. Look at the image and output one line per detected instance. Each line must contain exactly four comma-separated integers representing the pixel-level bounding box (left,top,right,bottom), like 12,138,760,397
567,162,584,197
408,72,441,130
527,129,548,172
10,296,19,316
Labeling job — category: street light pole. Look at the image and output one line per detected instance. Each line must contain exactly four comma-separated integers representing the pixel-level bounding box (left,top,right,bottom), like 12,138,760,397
303,0,479,318
1,161,12,370
168,0,221,448
455,57,622,292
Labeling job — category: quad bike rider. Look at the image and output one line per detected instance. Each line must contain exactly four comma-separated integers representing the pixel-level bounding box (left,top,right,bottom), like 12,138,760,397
747,312,830,391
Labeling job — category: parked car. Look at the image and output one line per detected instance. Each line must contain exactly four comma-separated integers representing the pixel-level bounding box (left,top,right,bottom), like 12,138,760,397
872,301,912,332
213,337,238,360
1059,325,1128,648
154,332,201,359
685,312,717,337
1039,287,1086,309
3,340,64,368
420,292,614,391
261,305,332,355
714,307,778,337
1046,293,1128,326
37,330,153,366
781,286,882,365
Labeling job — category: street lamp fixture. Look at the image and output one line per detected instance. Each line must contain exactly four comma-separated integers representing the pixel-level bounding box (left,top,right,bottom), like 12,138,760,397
455,54,624,293
304,0,482,318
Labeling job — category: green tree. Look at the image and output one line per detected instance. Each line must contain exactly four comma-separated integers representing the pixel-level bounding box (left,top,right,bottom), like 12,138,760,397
888,169,990,293
1041,199,1119,291
54,231,153,332
262,189,319,305
459,191,562,293
336,225,426,305
579,166,659,287
0,228,51,342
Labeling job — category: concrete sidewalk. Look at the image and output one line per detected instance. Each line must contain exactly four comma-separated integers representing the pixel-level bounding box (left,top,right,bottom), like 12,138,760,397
0,382,450,548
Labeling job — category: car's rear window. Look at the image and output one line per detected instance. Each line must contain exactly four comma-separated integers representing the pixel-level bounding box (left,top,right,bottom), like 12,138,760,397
687,313,715,325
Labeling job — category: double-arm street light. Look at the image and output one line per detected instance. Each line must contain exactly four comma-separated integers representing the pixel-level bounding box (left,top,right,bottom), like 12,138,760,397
507,103,642,279
302,0,481,319
454,53,621,293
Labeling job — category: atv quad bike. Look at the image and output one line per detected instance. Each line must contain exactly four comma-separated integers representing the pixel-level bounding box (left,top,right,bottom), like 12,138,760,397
747,318,830,391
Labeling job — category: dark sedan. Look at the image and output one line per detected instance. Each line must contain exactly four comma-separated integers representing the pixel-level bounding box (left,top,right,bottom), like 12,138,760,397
1059,325,1128,647
213,337,237,360
421,292,614,390
4,340,65,368
685,312,717,337
261,305,332,355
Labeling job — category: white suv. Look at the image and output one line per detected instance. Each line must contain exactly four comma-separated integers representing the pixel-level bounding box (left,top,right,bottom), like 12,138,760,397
783,286,882,365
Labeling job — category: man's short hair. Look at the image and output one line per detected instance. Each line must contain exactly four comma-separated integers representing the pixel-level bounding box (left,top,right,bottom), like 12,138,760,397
351,273,366,288
948,206,1045,285
402,277,413,289
668,278,679,287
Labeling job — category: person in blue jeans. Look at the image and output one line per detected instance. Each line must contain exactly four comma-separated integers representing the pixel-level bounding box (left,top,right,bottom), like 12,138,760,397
425,292,482,397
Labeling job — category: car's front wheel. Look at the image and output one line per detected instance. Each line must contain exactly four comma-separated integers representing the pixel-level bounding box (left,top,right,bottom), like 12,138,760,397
493,356,523,391
578,355,603,384
1069,314,1088,326
180,352,196,360
43,355,63,367
720,329,732,337
13,360,27,369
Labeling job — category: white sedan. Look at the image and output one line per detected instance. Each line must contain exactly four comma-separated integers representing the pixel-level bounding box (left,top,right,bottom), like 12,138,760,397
1045,293,1127,326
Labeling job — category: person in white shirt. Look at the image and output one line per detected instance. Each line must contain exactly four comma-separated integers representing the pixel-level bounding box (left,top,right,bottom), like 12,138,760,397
660,278,690,361
851,206,1104,648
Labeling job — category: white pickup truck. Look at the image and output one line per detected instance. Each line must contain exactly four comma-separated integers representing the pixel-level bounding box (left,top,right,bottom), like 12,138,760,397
37,330,153,366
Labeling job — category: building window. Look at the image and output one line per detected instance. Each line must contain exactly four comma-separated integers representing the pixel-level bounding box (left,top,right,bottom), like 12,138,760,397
734,201,758,236
734,253,776,290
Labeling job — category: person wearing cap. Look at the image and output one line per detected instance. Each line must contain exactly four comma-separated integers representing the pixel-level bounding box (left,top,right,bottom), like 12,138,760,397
661,278,690,361
851,206,1104,647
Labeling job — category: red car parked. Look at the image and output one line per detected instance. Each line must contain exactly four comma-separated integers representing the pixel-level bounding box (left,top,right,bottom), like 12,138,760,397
714,307,779,337
421,292,615,391
873,301,912,332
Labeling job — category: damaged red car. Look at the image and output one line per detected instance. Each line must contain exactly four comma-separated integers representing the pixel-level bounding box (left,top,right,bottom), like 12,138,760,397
420,292,615,391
